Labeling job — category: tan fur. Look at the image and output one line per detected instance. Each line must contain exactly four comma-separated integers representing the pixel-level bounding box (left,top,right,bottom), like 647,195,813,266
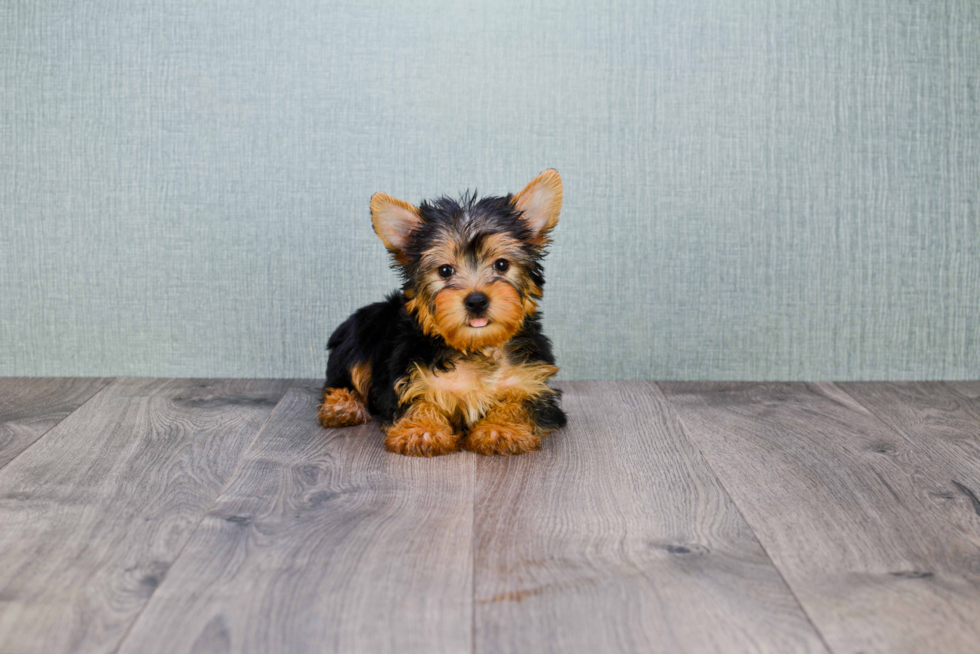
479,235,541,316
522,280,541,316
370,193,421,264
464,401,540,455
407,284,527,353
436,282,525,351
417,231,465,270
395,347,558,429
405,226,541,352
473,232,526,263
383,400,460,457
350,361,372,400
318,387,370,428
512,169,563,246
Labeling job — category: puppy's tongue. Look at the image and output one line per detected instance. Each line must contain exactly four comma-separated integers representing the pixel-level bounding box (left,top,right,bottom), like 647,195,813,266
469,317,489,328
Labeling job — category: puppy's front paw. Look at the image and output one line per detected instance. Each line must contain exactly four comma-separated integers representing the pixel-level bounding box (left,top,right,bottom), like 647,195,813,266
465,413,540,456
318,388,370,428
384,418,460,457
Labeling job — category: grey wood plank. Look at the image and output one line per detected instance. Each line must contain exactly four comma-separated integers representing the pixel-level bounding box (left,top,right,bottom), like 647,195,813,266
0,377,290,654
116,380,475,654
945,381,980,401
474,381,829,654
660,382,980,654
0,377,112,469
839,382,980,490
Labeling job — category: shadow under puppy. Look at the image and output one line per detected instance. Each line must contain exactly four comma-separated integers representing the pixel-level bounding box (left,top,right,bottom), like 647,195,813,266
319,169,567,457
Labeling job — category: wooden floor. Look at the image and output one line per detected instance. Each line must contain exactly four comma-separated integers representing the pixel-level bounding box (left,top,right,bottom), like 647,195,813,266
0,379,978,654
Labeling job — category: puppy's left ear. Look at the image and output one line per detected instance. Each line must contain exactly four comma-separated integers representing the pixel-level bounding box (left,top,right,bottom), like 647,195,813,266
371,193,421,265
512,169,562,246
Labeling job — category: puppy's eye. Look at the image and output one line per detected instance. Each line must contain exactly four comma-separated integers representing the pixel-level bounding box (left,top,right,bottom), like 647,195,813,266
438,264,455,279
493,258,510,273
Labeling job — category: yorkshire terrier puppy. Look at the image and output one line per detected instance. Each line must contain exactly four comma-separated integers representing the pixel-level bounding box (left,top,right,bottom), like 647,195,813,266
318,169,567,457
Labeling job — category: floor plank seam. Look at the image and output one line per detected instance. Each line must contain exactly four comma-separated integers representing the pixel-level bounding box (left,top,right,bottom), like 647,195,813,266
0,377,116,475
109,378,297,654
653,381,839,654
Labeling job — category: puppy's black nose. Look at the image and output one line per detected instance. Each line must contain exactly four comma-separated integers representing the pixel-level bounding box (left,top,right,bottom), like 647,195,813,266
464,292,489,315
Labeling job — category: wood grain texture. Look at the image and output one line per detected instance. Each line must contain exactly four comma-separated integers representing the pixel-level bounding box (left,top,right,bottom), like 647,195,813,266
945,381,980,401
116,381,476,654
0,377,290,654
0,377,112,469
474,381,828,654
839,382,980,492
660,382,980,654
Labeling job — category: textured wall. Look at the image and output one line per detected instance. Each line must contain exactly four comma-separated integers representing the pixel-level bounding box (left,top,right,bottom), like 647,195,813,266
2,0,978,380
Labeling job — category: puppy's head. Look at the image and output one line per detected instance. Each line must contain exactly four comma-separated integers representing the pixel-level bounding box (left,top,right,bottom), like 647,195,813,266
371,169,562,352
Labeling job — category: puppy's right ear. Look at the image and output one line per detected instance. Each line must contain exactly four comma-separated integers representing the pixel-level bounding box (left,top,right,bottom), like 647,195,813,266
371,193,421,264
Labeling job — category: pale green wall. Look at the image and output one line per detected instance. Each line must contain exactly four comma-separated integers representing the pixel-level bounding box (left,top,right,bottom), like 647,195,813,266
2,0,978,380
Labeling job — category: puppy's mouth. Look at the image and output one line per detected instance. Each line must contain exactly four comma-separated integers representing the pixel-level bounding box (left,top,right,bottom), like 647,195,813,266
468,317,490,328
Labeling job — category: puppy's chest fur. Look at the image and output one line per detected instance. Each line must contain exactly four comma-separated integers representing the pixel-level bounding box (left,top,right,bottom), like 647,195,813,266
395,346,558,428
